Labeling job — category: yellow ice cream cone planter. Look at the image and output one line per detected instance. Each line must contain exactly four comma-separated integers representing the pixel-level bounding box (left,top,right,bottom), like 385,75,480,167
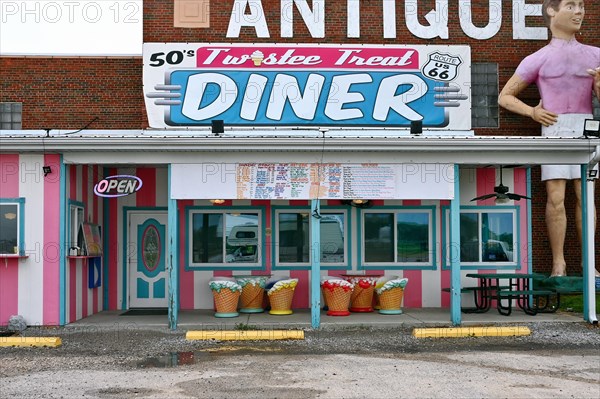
345,276,378,312
209,280,242,318
376,278,408,315
267,279,298,315
373,275,397,310
236,276,268,313
321,279,354,316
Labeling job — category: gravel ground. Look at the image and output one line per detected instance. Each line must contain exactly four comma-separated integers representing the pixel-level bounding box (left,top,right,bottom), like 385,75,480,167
1,322,599,373
1,322,599,398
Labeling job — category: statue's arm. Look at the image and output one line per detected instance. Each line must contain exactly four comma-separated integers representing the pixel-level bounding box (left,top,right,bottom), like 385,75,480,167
588,67,600,101
498,74,558,127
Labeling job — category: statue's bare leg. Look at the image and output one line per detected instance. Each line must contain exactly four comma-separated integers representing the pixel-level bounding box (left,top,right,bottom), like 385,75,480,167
546,179,567,276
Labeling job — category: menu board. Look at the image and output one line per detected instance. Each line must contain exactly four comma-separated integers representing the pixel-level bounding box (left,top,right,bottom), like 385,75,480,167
171,163,454,200
81,223,102,256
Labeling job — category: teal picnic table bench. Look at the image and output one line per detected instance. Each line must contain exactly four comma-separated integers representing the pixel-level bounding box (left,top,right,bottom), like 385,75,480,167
464,273,557,316
442,285,509,313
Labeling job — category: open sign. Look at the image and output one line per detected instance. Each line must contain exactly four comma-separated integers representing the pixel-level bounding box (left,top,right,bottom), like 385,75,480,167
94,175,143,198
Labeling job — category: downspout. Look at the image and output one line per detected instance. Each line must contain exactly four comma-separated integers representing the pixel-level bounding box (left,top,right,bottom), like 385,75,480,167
583,145,599,324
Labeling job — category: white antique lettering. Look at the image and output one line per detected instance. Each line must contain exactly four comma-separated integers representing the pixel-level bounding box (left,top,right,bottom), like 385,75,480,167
267,74,325,121
281,0,325,38
240,74,268,121
383,0,397,38
324,74,372,121
182,73,238,120
226,0,270,38
512,0,547,40
405,0,448,39
347,0,360,38
459,0,502,40
373,75,426,121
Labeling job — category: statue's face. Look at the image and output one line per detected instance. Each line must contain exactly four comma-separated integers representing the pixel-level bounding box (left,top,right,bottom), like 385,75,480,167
550,0,585,35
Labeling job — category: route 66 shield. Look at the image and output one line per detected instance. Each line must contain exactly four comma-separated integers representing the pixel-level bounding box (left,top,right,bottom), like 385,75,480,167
422,52,462,82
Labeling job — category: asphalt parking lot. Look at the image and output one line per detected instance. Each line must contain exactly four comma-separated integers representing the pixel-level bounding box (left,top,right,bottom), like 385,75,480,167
1,321,599,398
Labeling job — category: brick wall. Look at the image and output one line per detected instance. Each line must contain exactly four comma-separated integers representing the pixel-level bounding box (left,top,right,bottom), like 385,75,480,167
1,0,599,273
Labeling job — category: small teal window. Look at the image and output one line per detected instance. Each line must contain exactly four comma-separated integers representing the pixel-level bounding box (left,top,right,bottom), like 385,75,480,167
0,198,25,255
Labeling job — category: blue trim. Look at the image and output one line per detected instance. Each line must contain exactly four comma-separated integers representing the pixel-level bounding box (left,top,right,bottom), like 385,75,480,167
137,218,166,278
440,205,521,270
184,205,267,271
450,164,461,326
271,205,351,271
59,158,66,325
122,206,168,310
310,200,321,329
168,165,179,330
356,205,437,270
580,164,589,320
67,200,85,249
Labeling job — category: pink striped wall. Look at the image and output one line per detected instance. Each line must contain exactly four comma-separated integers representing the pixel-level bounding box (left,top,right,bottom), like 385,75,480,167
0,155,20,325
65,164,104,324
43,154,62,325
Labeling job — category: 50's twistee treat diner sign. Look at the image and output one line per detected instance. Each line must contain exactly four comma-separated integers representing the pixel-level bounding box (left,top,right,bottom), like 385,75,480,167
143,43,471,130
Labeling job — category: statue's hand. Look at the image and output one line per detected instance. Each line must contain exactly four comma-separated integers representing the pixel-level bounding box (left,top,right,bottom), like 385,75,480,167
531,101,558,127
587,67,600,99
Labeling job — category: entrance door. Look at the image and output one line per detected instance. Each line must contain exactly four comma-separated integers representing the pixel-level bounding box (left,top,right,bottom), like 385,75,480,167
128,211,168,308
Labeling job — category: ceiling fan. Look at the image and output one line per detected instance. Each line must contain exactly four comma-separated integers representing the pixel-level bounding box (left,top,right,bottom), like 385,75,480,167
470,165,531,204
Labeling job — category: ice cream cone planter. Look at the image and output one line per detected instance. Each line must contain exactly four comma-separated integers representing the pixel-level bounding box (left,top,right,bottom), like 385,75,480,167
236,276,268,313
267,279,298,315
343,275,379,312
373,276,396,310
376,278,408,315
321,279,354,316
209,280,242,318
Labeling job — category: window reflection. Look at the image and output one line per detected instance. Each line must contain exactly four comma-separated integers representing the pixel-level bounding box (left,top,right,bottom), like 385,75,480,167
0,204,18,254
397,213,430,262
276,212,346,264
191,212,260,265
225,213,259,263
458,212,514,263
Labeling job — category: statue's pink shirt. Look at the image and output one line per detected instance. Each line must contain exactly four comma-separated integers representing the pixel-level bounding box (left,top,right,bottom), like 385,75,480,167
515,38,600,114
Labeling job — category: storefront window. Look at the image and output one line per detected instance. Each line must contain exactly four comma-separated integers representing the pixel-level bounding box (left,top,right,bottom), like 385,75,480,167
274,209,347,268
189,210,261,267
69,202,85,252
0,199,24,255
362,209,434,267
444,208,517,267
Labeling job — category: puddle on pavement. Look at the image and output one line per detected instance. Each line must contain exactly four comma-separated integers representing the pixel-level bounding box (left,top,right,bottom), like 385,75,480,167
136,351,209,368
136,346,283,368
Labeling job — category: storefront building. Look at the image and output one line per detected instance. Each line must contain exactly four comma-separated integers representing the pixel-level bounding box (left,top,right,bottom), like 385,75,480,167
1,1,598,329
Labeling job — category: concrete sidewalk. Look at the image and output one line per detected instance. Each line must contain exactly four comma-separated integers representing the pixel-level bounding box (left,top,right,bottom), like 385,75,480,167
67,308,586,330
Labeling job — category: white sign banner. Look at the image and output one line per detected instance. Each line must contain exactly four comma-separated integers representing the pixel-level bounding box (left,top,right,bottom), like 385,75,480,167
171,163,455,200
143,43,471,131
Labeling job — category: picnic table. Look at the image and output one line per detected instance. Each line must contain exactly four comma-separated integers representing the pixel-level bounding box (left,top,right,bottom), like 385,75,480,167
463,273,557,316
